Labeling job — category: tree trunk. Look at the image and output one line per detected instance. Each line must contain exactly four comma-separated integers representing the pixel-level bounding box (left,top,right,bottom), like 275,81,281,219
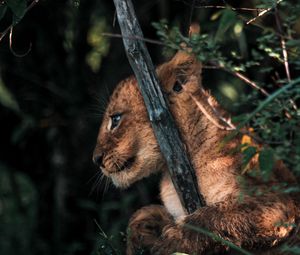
112,0,205,213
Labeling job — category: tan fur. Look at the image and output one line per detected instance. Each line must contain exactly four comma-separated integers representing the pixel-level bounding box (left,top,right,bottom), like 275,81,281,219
93,51,300,254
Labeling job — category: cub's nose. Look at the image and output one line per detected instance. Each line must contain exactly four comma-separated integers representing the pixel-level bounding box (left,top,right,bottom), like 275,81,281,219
93,153,104,168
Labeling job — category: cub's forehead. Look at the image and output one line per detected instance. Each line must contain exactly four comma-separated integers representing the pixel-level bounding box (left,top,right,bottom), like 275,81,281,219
106,76,141,113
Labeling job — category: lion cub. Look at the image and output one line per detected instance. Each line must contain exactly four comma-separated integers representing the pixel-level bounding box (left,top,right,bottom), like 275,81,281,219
93,52,299,254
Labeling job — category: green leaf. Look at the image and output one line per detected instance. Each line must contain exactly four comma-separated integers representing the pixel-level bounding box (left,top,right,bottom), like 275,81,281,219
0,4,7,20
0,78,19,112
283,186,300,194
280,244,300,254
242,146,257,167
259,148,274,181
6,0,27,24
286,39,300,47
214,9,237,42
184,224,252,255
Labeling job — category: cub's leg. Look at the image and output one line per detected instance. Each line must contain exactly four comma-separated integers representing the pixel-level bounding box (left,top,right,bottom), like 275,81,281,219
127,205,173,255
151,194,298,255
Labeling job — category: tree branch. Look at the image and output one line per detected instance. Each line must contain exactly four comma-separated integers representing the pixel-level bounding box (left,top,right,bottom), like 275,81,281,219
101,32,165,46
112,0,205,213
246,0,283,25
204,63,294,119
274,6,298,111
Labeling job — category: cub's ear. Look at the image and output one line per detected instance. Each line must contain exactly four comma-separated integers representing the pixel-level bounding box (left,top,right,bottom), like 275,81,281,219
170,51,202,78
156,51,202,93
157,23,202,93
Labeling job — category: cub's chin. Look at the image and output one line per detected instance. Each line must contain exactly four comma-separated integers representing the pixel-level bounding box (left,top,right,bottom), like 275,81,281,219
106,156,163,189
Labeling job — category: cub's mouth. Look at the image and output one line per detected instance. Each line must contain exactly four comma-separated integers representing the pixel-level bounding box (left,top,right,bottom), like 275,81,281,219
118,157,136,172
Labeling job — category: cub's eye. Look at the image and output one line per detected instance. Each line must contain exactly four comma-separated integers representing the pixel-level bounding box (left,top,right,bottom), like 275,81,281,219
173,80,183,92
110,113,122,130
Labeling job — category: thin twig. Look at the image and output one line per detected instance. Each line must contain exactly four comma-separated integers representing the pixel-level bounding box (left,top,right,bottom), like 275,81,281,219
184,86,267,144
274,7,298,111
246,8,272,25
205,62,270,97
195,5,265,11
280,39,291,80
0,23,13,42
179,0,266,12
246,0,283,25
203,63,293,119
0,0,40,42
189,92,234,131
229,70,270,97
101,32,165,46
274,7,291,82
9,27,32,57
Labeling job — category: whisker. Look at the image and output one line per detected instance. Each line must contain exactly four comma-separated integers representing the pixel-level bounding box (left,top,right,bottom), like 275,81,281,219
86,106,106,119
89,86,110,105
89,172,103,197
86,170,102,185
103,82,113,102
115,159,122,171
86,101,107,118
103,177,111,196
86,87,111,120
97,174,106,198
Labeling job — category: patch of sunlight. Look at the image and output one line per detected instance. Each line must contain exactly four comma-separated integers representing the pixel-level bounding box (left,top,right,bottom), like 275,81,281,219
219,83,238,101
262,47,282,62
211,11,222,21
0,78,19,112
234,22,243,36
86,18,110,72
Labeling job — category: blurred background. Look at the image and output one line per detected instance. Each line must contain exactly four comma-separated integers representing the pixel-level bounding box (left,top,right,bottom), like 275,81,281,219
0,0,299,254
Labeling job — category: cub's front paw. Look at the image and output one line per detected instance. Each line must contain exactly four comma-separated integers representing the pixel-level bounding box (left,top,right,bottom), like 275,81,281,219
151,224,192,255
151,225,183,255
126,205,173,255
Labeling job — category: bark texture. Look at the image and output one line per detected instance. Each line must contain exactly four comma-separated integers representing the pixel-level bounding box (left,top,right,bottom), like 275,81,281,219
112,0,205,212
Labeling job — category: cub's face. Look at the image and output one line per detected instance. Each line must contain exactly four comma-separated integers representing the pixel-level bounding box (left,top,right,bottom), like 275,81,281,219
93,52,201,188
93,77,164,188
